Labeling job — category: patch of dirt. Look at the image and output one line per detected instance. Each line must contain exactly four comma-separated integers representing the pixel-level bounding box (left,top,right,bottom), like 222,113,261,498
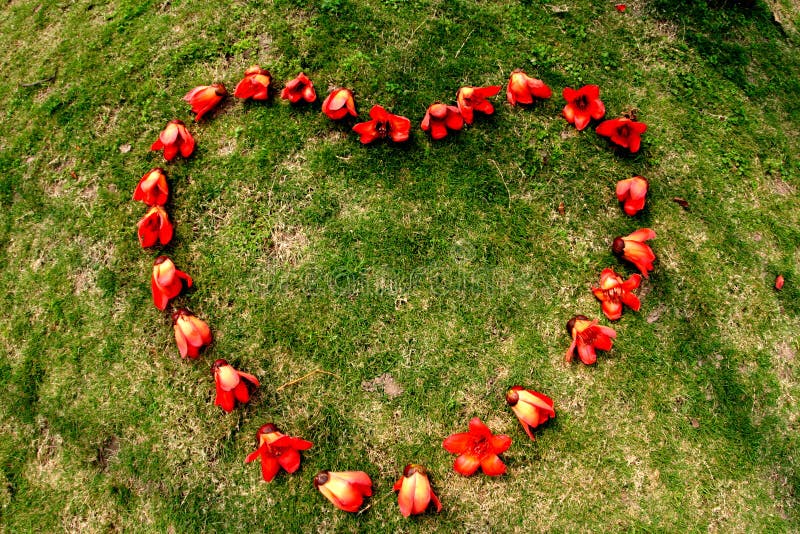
266,224,309,266
647,303,666,323
361,373,403,398
95,436,120,471
770,177,796,196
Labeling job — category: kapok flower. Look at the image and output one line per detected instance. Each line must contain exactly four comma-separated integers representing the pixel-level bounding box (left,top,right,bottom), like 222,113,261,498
776,275,785,290
322,88,357,120
615,4,627,12
612,228,656,278
592,268,642,321
596,117,647,153
505,386,555,440
281,72,316,104
172,308,212,359
137,206,174,248
183,83,227,121
506,70,552,105
151,256,192,311
245,423,313,482
151,120,195,161
352,105,411,144
393,464,442,517
456,85,501,124
565,315,616,365
420,103,464,140
616,176,649,216
314,470,373,513
133,168,169,206
233,65,272,101
211,359,259,412
442,417,511,477
562,85,606,131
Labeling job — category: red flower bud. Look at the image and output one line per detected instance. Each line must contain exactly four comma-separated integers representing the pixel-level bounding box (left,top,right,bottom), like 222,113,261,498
172,308,211,359
133,168,169,206
506,70,552,106
234,65,272,101
314,470,373,512
183,83,227,121
150,256,192,311
150,120,195,161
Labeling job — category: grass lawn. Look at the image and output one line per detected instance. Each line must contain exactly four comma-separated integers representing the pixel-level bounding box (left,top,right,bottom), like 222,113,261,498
1,0,799,531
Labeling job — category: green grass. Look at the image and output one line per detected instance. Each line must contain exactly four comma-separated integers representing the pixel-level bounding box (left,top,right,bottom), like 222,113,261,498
1,0,799,531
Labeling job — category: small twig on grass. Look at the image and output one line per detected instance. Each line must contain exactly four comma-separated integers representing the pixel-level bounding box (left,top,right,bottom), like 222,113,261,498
20,69,58,88
454,29,475,59
358,490,395,515
276,369,339,392
489,159,512,210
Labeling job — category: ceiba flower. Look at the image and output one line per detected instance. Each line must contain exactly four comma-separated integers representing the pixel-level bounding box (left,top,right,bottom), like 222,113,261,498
245,423,313,482
233,65,272,101
592,268,642,321
322,88,357,120
137,206,173,248
133,168,169,206
776,275,785,290
612,228,656,278
393,464,442,517
505,386,555,440
565,315,616,365
506,70,552,105
151,256,192,311
172,308,212,359
211,359,259,412
281,72,316,104
442,417,511,477
616,176,649,216
353,105,411,144
456,85,501,124
183,83,227,121
562,85,606,131
596,117,647,153
314,470,373,512
420,103,464,140
151,120,195,161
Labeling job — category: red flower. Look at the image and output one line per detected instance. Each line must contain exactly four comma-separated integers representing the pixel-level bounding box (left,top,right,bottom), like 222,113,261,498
183,83,227,121
596,117,647,153
172,308,212,359
281,72,316,104
776,275,785,290
245,423,313,482
612,228,656,278
137,206,173,248
456,85,501,124
562,85,606,131
505,386,555,440
506,70,552,105
393,464,442,517
421,103,464,140
565,315,617,365
151,256,192,311
322,88,358,120
151,120,195,162
592,268,642,321
442,417,512,476
133,168,169,206
211,359,259,411
615,4,627,12
352,105,411,144
616,176,649,216
314,470,373,513
233,65,272,101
